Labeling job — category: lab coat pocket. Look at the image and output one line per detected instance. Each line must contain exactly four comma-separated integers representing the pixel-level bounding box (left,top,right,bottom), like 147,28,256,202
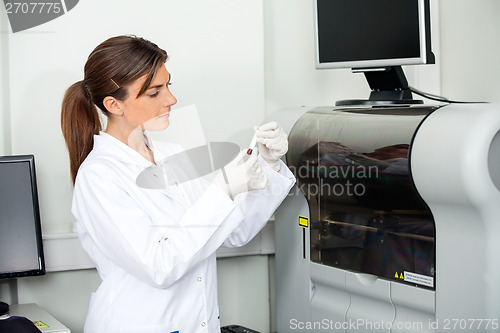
120,324,178,333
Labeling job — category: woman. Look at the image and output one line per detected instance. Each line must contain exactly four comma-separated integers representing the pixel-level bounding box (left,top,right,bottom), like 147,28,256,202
60,35,295,333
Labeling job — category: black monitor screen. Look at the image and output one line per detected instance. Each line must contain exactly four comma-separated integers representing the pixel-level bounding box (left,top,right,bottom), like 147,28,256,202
0,155,45,279
316,0,431,69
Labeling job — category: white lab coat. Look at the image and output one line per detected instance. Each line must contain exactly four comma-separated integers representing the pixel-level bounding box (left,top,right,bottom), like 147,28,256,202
72,132,295,333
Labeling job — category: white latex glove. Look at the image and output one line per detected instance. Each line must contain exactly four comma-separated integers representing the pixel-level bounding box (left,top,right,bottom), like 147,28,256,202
214,149,268,199
255,121,288,172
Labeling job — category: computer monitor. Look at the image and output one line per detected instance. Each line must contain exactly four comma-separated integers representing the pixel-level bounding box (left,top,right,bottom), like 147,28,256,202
0,155,45,280
314,0,435,105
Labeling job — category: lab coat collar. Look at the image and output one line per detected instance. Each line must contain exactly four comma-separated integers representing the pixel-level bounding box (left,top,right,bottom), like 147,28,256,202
93,132,157,170
144,134,169,163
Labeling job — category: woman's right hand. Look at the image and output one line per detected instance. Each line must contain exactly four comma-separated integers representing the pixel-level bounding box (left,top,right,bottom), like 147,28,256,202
214,149,267,199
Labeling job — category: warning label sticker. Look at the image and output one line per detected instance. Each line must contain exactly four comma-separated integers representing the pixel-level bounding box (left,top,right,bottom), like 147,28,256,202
404,271,434,288
298,216,309,228
33,321,50,328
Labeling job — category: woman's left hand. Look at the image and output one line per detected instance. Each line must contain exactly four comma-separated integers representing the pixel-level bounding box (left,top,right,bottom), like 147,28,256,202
255,121,288,172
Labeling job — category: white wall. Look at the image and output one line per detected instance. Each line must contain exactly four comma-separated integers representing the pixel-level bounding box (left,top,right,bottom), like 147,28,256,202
439,0,500,103
0,7,11,155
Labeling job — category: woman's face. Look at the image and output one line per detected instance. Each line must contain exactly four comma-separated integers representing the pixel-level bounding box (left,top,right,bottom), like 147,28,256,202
120,64,177,131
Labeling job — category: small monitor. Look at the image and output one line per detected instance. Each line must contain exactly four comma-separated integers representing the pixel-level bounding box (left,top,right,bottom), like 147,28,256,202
0,155,45,279
315,0,434,70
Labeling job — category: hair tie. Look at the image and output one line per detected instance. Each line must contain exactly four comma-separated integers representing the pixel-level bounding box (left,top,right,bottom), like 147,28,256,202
81,81,91,98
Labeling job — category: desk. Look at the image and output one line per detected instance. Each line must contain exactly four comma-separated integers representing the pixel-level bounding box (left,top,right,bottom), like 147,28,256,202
7,303,70,333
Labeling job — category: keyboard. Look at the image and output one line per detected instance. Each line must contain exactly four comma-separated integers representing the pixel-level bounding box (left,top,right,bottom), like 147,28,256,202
221,324,260,333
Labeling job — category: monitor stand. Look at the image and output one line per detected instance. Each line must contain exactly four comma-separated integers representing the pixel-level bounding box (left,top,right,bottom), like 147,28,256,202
0,301,8,316
336,66,423,106
0,279,18,316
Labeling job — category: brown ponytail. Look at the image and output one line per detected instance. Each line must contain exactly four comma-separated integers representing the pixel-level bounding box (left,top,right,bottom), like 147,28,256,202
61,81,101,184
60,35,168,184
